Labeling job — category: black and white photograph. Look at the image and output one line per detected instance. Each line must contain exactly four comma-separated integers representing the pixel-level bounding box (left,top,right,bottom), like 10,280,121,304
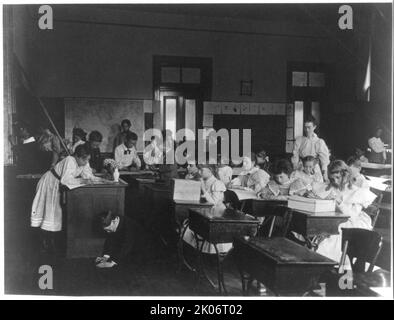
1,0,392,301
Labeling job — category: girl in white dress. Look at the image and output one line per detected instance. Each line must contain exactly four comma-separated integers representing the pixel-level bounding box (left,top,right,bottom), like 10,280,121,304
229,153,270,194
182,165,231,254
291,155,324,193
315,160,376,265
31,144,100,233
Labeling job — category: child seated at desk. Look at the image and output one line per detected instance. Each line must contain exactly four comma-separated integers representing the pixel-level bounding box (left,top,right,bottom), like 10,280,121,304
87,130,103,173
229,153,270,194
185,162,201,181
313,160,376,265
290,156,323,192
182,164,231,254
347,156,369,189
114,131,141,171
258,159,303,200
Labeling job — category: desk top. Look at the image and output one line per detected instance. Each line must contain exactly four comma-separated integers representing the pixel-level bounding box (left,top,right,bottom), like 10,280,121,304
67,179,128,190
190,208,259,224
236,237,337,265
291,209,350,219
173,199,213,206
361,163,392,170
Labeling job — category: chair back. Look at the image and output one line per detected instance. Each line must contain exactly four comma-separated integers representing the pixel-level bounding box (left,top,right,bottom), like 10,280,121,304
340,228,383,273
365,192,384,229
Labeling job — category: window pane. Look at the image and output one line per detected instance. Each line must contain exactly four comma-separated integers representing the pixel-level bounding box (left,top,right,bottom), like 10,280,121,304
161,67,180,83
294,101,304,138
292,71,308,87
165,98,177,138
185,99,196,140
182,68,200,83
309,72,325,87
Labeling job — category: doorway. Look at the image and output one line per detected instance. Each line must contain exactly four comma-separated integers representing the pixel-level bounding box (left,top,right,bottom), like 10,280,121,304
153,56,212,140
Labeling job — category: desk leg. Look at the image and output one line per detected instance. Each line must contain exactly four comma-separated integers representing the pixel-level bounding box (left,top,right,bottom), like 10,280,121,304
213,244,228,295
177,223,197,274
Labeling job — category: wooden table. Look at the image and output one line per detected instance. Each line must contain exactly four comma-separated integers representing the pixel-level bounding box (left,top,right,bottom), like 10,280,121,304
289,209,350,249
188,208,259,294
64,180,128,258
361,163,392,177
233,237,337,296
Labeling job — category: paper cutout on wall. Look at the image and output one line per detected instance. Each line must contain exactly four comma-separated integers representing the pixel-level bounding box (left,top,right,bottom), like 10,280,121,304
248,103,259,114
203,114,214,127
286,128,294,140
286,115,294,127
240,103,250,114
286,103,294,115
259,104,272,115
204,102,221,114
222,103,240,114
286,141,294,153
275,104,286,115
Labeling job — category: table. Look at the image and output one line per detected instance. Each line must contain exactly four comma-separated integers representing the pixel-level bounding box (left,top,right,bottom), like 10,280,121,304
361,163,392,176
64,180,128,258
251,199,290,237
188,208,259,294
289,209,350,250
233,237,337,296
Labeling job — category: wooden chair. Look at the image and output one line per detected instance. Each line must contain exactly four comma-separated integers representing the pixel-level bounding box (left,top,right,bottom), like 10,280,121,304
339,228,383,273
364,192,384,229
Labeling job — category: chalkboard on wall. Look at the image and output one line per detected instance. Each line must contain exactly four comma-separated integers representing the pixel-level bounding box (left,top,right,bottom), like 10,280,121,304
65,98,145,152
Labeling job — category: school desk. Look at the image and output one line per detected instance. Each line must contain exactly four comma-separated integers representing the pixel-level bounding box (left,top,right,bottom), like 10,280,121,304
64,179,128,258
173,200,214,272
288,209,350,250
361,163,392,177
233,237,337,296
188,208,259,294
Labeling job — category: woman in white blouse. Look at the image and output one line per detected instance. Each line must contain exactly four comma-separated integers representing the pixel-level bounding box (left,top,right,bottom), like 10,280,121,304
291,115,330,181
368,127,387,164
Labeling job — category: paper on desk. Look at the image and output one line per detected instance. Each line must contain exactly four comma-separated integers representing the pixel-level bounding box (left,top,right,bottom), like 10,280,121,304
173,179,201,202
365,176,390,191
229,188,258,201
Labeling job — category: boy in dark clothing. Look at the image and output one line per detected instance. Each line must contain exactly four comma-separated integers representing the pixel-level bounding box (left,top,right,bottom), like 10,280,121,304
95,211,137,268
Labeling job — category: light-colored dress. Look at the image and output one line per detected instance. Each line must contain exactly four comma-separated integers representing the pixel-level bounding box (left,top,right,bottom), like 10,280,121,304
258,179,304,200
114,144,141,169
218,165,233,187
291,133,330,173
230,167,270,193
316,185,376,264
183,176,232,254
31,156,97,232
290,169,324,193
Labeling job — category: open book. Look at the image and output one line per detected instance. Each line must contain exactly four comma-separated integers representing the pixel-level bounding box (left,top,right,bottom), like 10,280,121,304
288,195,336,213
228,188,258,201
172,179,201,202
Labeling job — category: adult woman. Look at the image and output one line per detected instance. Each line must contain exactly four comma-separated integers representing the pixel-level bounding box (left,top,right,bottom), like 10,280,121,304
291,115,330,181
368,126,387,164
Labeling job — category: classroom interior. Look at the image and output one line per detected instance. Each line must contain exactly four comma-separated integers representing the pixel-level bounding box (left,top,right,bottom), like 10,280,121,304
2,3,392,297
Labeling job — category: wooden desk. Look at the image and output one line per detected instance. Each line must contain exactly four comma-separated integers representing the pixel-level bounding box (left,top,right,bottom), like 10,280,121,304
173,200,213,228
189,208,259,294
251,199,288,217
233,237,337,296
361,163,392,177
65,180,127,258
289,210,349,237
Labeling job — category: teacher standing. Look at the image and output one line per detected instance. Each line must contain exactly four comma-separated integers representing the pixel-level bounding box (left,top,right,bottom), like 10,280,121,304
368,126,387,164
291,115,330,181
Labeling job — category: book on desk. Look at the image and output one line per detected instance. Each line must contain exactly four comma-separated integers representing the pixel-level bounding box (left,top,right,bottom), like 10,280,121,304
288,195,336,213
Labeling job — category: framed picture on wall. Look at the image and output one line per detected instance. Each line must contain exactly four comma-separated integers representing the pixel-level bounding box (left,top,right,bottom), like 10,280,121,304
240,80,253,96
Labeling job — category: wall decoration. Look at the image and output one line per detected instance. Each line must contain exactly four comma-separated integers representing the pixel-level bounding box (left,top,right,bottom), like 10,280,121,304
240,80,253,96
